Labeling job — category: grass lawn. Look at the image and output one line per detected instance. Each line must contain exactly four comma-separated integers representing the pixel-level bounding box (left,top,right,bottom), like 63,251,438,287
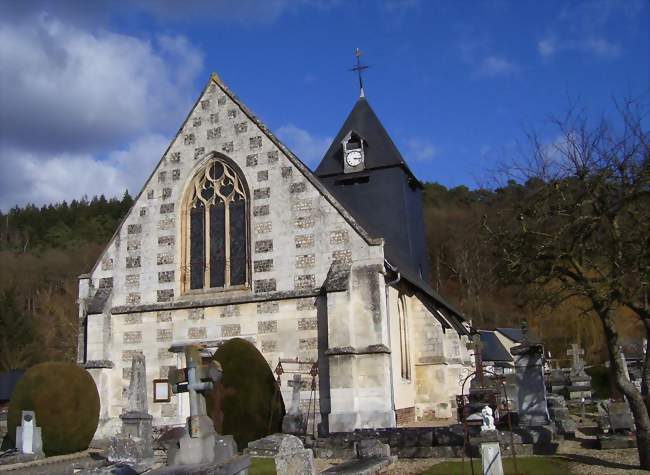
248,457,276,475
418,456,570,475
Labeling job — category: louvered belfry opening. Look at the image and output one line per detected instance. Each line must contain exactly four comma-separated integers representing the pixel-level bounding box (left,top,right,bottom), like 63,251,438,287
186,157,249,291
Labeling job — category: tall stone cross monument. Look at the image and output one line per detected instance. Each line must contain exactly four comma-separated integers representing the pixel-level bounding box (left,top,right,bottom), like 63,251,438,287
165,344,239,466
471,333,485,386
567,343,585,376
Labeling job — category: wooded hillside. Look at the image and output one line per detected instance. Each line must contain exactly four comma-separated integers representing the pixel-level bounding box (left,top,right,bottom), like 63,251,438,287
0,184,637,371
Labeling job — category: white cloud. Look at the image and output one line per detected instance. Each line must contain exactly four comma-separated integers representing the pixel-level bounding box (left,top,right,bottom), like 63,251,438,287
457,37,519,78
584,37,620,58
0,14,203,153
0,9,205,209
538,0,636,61
405,138,439,162
538,34,620,60
0,134,169,209
538,37,557,58
477,55,519,77
276,124,332,168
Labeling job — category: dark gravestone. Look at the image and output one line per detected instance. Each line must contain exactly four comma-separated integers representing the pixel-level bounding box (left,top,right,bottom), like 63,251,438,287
608,401,634,432
512,345,550,426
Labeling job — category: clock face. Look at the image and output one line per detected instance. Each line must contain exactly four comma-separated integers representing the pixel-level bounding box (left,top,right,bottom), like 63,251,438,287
345,150,363,167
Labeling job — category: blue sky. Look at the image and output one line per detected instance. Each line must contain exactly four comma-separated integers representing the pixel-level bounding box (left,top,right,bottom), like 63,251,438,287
0,0,648,209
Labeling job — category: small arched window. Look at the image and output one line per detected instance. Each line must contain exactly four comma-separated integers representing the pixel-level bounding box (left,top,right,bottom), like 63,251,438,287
398,294,411,380
184,157,249,291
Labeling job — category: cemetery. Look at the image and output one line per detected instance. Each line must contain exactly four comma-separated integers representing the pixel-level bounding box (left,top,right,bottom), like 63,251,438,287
0,3,647,474
0,329,646,474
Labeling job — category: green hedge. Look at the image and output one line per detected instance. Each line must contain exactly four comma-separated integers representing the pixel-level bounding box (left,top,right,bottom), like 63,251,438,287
8,362,99,456
206,338,285,450
585,365,612,399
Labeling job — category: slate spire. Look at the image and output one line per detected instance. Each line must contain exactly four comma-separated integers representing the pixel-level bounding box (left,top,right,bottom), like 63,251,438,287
314,97,419,183
315,95,429,292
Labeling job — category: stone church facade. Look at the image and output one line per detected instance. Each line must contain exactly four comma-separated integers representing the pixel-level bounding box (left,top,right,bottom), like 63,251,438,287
77,73,473,439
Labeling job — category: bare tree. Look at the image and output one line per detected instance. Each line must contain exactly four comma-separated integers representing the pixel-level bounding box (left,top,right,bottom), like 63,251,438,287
485,98,650,468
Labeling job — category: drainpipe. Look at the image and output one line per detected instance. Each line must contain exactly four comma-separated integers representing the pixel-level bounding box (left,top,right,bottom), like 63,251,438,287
383,259,401,426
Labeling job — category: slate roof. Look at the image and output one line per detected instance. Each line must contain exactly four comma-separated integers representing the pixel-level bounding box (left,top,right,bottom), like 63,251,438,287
387,247,469,334
479,330,513,363
495,327,524,342
87,288,111,315
315,97,420,184
0,370,24,401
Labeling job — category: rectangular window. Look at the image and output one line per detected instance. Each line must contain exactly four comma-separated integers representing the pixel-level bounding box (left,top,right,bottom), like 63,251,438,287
210,203,226,288
189,207,205,289
230,200,247,285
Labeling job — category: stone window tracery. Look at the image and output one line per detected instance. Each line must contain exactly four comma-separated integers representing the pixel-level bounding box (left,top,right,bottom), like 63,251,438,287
184,157,249,291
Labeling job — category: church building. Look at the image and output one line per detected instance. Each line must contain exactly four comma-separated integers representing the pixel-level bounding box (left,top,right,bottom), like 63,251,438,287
77,71,473,438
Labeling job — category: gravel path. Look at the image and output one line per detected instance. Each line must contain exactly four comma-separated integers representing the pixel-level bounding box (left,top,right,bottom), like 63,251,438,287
554,421,646,475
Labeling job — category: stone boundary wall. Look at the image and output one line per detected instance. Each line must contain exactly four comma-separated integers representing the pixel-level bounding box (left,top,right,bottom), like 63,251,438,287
312,425,557,459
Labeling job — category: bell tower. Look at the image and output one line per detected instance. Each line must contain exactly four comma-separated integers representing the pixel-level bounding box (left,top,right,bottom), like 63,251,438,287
315,94,429,284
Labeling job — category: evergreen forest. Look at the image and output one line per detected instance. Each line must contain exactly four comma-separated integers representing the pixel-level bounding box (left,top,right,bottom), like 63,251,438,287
0,183,640,372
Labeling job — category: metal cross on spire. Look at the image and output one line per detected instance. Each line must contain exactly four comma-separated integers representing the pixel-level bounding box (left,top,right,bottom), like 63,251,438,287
350,48,369,98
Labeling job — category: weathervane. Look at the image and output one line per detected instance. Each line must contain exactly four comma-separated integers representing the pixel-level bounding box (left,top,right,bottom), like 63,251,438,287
350,48,369,98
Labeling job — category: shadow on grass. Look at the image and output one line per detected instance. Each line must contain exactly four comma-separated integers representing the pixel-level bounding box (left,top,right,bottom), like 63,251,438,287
556,452,640,471
419,456,569,475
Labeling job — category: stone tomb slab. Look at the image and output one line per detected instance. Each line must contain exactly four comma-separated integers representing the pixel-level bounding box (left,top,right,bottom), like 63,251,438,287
598,435,637,450
147,454,251,475
608,401,635,432
321,456,397,475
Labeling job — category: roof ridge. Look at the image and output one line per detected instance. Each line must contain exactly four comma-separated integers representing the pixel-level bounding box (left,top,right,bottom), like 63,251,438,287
209,73,383,247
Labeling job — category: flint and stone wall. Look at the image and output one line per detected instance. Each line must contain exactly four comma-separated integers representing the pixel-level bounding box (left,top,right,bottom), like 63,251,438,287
78,74,471,439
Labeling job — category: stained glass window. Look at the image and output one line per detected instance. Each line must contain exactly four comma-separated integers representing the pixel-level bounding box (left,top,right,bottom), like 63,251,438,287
186,157,248,290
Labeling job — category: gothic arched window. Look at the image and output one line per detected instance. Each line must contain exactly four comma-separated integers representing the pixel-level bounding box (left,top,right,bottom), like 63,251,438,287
185,158,249,291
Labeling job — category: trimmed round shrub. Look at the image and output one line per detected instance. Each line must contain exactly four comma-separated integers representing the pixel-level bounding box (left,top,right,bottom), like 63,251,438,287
206,338,285,450
8,362,100,456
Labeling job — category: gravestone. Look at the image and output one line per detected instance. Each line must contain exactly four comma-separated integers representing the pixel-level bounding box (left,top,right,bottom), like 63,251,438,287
511,326,550,426
108,354,154,470
273,434,316,475
608,401,634,432
566,344,592,400
549,369,569,393
16,411,43,456
357,439,390,459
546,394,575,439
163,344,246,472
282,374,305,435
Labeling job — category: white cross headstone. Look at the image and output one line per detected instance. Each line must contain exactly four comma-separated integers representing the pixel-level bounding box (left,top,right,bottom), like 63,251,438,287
567,343,585,374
